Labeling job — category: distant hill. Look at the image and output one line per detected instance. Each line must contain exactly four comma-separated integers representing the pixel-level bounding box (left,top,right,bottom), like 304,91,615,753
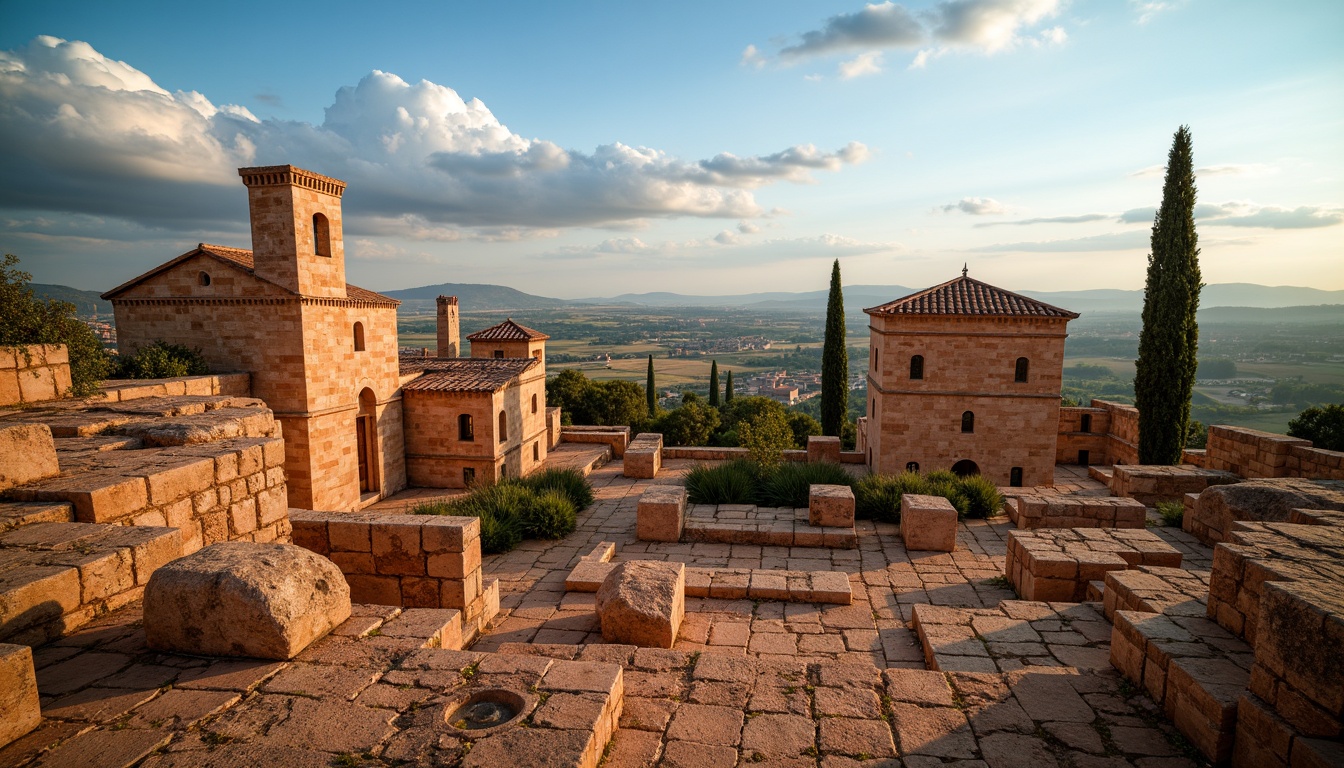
382,283,570,312
1199,304,1344,324
31,284,114,317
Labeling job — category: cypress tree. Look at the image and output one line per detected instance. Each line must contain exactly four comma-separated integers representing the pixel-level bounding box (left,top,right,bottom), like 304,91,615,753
708,360,720,407
724,370,734,403
821,259,848,436
1135,125,1202,465
645,354,657,415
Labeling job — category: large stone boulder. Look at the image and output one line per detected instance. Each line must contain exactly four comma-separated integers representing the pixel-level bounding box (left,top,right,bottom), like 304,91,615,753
1188,478,1344,544
144,542,351,660
595,561,684,648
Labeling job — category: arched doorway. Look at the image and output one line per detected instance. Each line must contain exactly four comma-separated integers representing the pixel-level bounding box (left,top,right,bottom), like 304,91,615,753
951,459,980,478
356,388,379,494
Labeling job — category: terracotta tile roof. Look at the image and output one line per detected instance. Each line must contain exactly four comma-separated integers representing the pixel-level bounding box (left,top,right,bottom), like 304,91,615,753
400,357,540,392
103,243,398,306
864,274,1078,319
466,318,550,341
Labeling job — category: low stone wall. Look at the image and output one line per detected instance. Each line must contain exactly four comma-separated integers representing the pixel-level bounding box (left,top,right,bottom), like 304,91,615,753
1109,464,1239,506
98,372,251,402
1205,425,1312,479
289,510,499,640
545,406,562,449
561,425,630,457
0,345,72,406
1093,399,1139,465
1005,493,1147,529
1184,478,1344,546
1289,443,1344,480
1056,406,1111,465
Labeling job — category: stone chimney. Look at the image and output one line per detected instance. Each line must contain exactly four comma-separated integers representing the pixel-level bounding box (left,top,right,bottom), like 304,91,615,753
436,296,460,358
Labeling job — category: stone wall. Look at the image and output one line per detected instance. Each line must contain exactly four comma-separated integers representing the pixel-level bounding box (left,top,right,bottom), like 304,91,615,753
0,345,72,406
866,313,1068,486
1203,425,1344,481
289,510,499,641
1091,399,1139,465
1056,406,1111,465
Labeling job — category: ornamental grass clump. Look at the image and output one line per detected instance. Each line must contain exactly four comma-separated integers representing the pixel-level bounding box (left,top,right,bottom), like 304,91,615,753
684,459,759,505
521,489,578,539
957,475,1005,519
854,471,926,523
521,468,595,511
757,461,854,509
413,470,594,553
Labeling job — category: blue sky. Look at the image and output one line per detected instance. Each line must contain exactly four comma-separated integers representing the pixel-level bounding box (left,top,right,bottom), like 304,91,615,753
1,0,1340,297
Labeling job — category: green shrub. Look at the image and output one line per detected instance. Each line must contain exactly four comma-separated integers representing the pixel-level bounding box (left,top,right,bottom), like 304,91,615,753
521,468,595,511
1,253,112,396
957,475,1004,519
475,509,524,554
521,489,578,539
854,471,927,523
1156,500,1184,527
740,410,795,466
113,340,209,379
685,460,759,505
757,461,854,508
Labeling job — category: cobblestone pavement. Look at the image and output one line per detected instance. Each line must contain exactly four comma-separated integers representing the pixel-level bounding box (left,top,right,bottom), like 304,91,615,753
0,459,1220,767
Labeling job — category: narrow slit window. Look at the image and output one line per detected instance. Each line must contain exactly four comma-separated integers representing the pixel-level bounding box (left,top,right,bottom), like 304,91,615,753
313,213,331,257
458,414,474,441
910,355,924,380
498,411,508,441
1015,357,1029,382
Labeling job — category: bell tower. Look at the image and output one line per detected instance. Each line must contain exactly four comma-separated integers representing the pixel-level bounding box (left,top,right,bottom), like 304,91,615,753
238,165,348,298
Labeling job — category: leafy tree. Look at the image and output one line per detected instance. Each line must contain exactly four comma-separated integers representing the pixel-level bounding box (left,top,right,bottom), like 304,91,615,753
654,398,720,446
547,369,592,423
0,253,111,396
587,380,648,427
1288,403,1344,452
724,370,734,403
719,395,788,435
1135,126,1202,464
708,360,720,407
740,410,795,466
645,354,657,415
821,259,848,436
787,411,821,448
1185,420,1208,449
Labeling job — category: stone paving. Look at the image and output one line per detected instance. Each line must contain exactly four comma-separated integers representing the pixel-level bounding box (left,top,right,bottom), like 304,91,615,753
0,458,1227,767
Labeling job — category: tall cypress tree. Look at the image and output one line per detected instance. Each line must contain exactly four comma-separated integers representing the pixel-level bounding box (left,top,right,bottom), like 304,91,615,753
646,354,657,415
821,259,848,436
1135,125,1202,464
724,370,734,403
708,360,720,407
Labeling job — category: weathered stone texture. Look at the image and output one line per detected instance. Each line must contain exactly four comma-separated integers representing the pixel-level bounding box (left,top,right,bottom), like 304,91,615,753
808,484,855,528
1109,464,1240,506
1006,492,1146,529
596,561,685,648
636,484,685,542
1006,528,1181,602
1186,478,1344,545
624,433,662,479
144,542,351,660
0,643,40,748
0,344,72,406
0,424,59,492
901,493,957,552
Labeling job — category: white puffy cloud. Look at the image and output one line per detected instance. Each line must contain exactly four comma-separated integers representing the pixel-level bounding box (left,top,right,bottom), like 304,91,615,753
1130,1,1181,24
762,0,1065,71
538,232,901,263
941,197,1008,215
740,44,766,69
0,36,867,233
839,52,885,79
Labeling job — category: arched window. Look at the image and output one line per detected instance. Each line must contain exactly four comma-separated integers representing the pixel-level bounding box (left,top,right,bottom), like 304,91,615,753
532,443,539,462
1010,467,1023,487
198,271,211,286
1015,357,1029,382
906,462,919,473
531,393,538,414
353,322,365,352
458,414,474,441
961,411,974,433
313,213,331,257
910,355,924,380
498,410,508,441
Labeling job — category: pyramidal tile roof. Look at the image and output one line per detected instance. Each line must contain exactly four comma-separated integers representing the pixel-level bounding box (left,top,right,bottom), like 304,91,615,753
466,318,550,341
400,357,539,392
102,243,398,306
864,272,1078,319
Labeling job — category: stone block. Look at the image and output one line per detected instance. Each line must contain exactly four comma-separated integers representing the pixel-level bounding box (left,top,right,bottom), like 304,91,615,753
144,542,351,660
0,643,41,748
637,485,686,542
807,435,841,464
596,560,685,648
809,484,855,528
624,433,663,479
901,493,958,552
0,424,59,492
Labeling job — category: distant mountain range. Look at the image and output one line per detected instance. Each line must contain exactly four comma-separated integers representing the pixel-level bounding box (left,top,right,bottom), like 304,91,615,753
37,280,1344,318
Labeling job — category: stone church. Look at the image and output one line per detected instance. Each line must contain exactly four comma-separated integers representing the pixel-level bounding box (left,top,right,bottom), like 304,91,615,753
861,269,1079,487
104,165,551,511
